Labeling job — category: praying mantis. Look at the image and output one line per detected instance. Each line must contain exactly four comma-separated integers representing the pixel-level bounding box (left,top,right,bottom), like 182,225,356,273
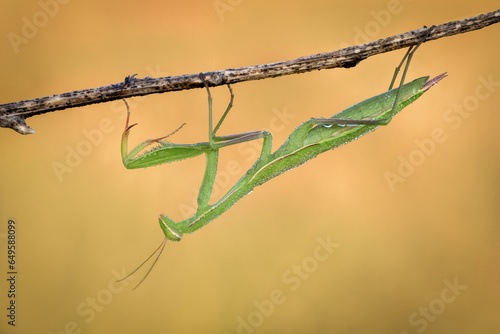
119,26,446,287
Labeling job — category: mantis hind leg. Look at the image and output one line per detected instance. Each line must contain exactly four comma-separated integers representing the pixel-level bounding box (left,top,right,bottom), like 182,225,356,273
385,25,436,120
311,25,436,128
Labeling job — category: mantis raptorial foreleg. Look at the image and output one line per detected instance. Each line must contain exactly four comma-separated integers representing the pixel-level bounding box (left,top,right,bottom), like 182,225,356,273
119,26,445,288
119,77,271,288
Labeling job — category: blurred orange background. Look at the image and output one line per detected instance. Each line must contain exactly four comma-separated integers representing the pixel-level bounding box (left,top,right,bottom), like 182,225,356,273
1,1,499,333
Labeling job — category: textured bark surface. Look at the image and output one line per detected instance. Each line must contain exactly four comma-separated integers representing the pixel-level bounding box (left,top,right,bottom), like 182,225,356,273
1,9,499,135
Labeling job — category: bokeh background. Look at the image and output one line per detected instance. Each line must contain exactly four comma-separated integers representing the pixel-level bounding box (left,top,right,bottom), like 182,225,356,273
1,1,499,333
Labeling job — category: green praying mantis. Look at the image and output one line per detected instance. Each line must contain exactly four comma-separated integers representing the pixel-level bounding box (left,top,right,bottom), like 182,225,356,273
118,27,446,287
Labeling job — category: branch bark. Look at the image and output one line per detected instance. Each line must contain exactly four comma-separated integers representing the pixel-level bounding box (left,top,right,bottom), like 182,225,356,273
1,9,499,135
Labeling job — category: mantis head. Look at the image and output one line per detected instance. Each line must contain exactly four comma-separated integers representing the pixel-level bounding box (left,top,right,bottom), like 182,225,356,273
159,214,183,241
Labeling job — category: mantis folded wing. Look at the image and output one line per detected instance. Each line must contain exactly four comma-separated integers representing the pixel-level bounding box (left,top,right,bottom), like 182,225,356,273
119,27,446,287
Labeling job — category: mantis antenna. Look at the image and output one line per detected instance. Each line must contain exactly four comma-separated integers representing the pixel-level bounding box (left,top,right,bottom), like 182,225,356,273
116,238,167,289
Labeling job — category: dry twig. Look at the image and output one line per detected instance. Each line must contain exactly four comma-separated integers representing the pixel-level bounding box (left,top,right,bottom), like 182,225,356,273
1,9,499,135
